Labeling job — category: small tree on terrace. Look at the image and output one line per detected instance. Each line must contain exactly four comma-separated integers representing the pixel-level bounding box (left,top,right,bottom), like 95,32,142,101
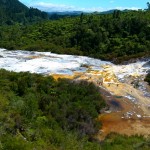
147,2,150,10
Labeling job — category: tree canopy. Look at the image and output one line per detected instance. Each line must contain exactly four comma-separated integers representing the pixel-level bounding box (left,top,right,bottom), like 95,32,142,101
0,0,48,25
0,10,150,63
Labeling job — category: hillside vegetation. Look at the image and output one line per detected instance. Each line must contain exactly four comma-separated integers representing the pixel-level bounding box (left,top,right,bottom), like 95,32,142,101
0,0,48,25
0,10,150,63
0,69,149,149
0,69,104,149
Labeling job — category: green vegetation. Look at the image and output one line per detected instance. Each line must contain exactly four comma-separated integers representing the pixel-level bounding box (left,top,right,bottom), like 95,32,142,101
145,73,150,85
101,133,150,150
0,1,150,149
0,69,104,149
0,0,48,25
0,1,149,63
0,69,149,149
0,10,150,63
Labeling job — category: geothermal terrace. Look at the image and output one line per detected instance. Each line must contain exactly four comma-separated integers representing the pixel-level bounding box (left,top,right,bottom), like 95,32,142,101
0,48,150,138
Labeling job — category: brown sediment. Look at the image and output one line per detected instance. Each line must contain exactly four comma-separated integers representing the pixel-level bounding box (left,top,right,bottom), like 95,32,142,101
52,74,74,80
52,72,84,80
97,87,150,140
27,55,43,59
98,78,150,139
103,83,150,114
26,54,61,59
98,112,150,140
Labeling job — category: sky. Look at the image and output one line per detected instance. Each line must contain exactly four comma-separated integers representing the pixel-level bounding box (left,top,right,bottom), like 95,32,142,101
19,0,149,12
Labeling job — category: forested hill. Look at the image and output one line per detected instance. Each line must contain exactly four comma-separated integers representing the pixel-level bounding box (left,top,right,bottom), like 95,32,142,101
0,0,48,25
0,10,150,63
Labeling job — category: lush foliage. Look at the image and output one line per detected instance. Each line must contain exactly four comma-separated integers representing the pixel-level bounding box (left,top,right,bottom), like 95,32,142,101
0,0,48,25
0,69,104,149
0,69,149,149
0,10,150,63
0,1,149,63
145,73,150,85
0,1,150,149
101,133,150,150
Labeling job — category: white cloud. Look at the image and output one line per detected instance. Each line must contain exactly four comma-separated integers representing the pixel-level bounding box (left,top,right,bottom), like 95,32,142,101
29,2,140,12
115,6,140,10
30,2,74,12
29,2,105,12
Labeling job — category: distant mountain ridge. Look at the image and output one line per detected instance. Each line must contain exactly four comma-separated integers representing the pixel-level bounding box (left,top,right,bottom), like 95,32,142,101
47,9,134,19
0,0,48,25
47,11,83,20
48,11,83,15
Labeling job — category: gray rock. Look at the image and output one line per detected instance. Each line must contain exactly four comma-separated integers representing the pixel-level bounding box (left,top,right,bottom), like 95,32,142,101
146,69,150,73
143,61,150,67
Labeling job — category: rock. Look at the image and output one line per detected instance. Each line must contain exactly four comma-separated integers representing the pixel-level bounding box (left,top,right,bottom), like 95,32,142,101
143,61,150,67
137,114,142,118
146,69,150,73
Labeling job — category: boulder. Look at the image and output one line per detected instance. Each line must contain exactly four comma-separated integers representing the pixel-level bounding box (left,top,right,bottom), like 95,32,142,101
143,61,150,67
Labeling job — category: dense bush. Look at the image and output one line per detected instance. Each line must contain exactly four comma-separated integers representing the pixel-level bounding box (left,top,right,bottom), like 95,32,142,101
0,10,150,63
0,69,105,149
145,73,150,85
